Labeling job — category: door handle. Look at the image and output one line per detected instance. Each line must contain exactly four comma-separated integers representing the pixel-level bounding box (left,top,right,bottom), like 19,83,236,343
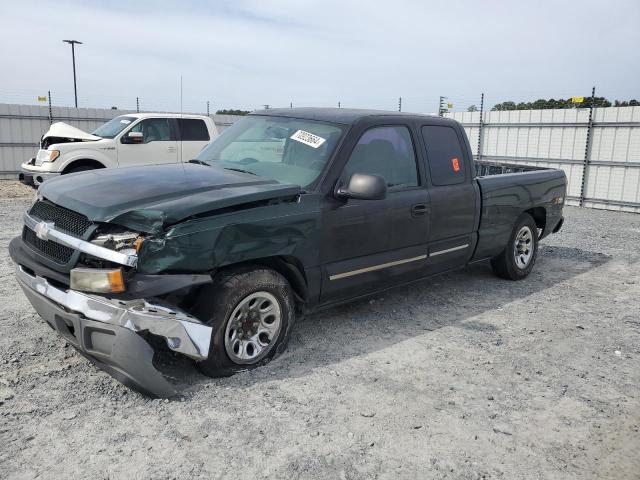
411,203,427,216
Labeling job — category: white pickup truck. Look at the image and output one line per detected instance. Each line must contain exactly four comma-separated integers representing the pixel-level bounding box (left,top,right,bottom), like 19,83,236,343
19,113,217,186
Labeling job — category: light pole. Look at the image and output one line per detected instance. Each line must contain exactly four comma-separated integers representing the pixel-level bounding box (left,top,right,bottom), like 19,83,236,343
62,39,82,108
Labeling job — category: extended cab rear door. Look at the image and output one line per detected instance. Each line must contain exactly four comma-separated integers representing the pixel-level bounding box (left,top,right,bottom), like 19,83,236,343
176,118,212,162
419,122,479,271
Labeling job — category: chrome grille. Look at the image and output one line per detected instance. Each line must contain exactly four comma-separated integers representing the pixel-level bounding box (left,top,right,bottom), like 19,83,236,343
22,226,75,264
29,200,92,237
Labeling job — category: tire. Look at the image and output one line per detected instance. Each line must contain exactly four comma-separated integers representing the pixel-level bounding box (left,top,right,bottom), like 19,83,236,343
491,213,539,280
194,266,296,377
65,165,96,174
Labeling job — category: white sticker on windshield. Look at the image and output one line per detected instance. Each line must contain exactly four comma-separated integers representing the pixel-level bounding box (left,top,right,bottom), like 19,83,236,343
290,130,326,149
120,119,131,124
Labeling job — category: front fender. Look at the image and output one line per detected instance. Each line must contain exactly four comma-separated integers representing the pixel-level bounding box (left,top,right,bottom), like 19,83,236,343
136,197,322,275
57,148,116,170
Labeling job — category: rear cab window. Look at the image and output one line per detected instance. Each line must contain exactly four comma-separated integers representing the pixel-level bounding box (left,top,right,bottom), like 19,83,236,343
177,119,210,141
421,125,466,186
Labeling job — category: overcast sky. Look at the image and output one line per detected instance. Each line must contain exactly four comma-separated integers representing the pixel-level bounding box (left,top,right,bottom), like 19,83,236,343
1,0,638,113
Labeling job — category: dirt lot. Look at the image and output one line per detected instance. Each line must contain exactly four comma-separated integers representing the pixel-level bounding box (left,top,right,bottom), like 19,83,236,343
0,180,638,480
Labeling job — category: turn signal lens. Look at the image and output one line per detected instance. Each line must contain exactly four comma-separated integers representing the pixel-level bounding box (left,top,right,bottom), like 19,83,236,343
134,237,144,254
70,268,125,293
48,150,60,162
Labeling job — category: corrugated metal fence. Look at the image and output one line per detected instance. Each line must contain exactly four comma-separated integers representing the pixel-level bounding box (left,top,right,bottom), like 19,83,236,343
446,106,640,213
0,103,241,178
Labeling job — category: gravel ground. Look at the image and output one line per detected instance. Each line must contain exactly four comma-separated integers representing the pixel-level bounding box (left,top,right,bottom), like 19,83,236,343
0,180,638,480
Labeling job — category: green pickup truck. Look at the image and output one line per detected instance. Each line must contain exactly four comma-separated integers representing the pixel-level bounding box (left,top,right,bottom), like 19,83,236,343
10,108,566,397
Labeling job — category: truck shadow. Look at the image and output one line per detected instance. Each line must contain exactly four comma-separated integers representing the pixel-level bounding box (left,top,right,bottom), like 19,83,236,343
166,245,610,395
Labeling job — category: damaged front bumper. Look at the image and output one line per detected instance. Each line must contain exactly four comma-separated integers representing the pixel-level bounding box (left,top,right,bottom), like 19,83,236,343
19,162,61,187
15,265,212,398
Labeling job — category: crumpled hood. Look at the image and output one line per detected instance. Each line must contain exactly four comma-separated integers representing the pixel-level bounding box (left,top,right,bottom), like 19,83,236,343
38,163,301,233
42,122,102,142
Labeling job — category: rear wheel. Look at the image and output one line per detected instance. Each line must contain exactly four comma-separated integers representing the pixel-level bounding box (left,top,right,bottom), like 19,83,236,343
194,266,296,377
491,213,538,280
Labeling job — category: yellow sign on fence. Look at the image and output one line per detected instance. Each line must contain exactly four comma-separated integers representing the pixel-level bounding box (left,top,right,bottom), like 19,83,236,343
37,96,47,102
571,96,584,104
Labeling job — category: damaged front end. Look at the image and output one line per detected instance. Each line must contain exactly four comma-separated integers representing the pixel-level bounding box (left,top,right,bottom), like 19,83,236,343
10,204,214,398
15,265,211,397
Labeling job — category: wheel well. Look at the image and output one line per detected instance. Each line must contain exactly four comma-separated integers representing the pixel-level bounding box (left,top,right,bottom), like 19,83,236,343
214,256,308,305
524,206,546,232
61,159,106,174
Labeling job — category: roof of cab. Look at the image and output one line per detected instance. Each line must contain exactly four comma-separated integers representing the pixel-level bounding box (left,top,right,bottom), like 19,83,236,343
119,112,211,120
249,107,444,125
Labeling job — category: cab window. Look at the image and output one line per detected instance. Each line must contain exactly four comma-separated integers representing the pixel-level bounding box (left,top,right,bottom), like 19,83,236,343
421,126,466,186
178,119,210,141
129,118,173,143
342,126,419,190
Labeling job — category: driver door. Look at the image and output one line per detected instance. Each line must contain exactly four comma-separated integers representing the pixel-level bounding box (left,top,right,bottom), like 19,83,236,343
117,118,178,166
319,125,430,304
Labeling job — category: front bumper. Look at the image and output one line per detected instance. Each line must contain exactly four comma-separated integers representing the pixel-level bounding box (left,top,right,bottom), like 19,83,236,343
19,162,61,186
15,265,213,397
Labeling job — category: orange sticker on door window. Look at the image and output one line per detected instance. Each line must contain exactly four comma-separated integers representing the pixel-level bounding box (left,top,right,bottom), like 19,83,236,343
451,157,460,172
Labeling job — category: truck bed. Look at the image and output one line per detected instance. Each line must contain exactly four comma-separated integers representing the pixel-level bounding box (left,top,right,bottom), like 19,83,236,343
471,161,567,261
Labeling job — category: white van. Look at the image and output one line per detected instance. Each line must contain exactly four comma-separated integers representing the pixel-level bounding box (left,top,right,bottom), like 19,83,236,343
19,113,217,186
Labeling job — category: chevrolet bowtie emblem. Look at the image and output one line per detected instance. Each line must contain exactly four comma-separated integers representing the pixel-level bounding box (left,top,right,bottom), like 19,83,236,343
34,221,54,241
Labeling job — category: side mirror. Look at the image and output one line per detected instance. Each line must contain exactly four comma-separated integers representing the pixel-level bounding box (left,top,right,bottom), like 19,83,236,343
124,131,143,144
335,173,387,200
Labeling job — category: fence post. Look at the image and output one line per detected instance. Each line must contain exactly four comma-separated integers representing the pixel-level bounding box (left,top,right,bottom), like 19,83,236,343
47,90,53,125
438,96,446,116
136,97,140,113
579,86,596,206
398,97,402,112
477,92,484,161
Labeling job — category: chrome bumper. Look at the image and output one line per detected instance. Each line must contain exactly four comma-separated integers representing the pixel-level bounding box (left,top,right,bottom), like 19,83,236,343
16,265,212,361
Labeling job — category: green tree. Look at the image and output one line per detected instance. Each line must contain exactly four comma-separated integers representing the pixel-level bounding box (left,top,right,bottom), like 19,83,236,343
491,96,618,110
467,105,478,112
216,109,251,115
492,101,517,111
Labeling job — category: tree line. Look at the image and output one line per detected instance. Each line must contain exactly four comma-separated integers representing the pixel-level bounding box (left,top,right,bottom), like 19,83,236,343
487,97,639,111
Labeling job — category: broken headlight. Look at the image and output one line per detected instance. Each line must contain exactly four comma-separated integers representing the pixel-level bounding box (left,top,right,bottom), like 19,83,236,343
91,231,144,255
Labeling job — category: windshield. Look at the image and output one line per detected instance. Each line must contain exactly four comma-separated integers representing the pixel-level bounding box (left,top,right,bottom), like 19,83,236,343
92,116,137,138
194,116,345,187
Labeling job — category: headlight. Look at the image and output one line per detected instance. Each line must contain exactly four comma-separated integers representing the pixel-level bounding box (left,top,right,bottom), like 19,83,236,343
36,149,60,163
44,150,60,162
91,231,144,254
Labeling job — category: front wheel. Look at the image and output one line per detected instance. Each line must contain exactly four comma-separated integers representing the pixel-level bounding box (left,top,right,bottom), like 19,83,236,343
194,266,296,377
491,213,539,280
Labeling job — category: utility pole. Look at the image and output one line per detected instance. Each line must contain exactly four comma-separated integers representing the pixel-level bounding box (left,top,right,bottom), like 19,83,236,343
398,97,402,112
62,40,82,108
290,102,293,108
136,97,140,113
338,101,341,108
207,101,210,116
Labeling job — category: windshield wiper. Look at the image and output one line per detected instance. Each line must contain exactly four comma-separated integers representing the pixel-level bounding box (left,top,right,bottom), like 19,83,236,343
224,167,257,176
188,159,210,166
